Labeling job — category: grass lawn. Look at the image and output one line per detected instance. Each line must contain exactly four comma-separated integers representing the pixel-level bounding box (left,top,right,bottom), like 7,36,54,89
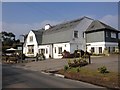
57,67,120,89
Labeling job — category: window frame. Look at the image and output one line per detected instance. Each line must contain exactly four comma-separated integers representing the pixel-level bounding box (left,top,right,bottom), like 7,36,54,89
29,36,33,42
28,45,34,54
74,31,79,38
118,33,120,39
40,49,45,54
54,47,56,53
82,32,85,38
111,32,116,38
99,47,102,54
91,47,94,53
58,47,62,54
106,31,109,37
46,48,48,54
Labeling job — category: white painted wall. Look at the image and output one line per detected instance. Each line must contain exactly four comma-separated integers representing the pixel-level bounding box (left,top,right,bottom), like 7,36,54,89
38,45,51,59
53,43,70,58
23,31,38,57
87,42,118,54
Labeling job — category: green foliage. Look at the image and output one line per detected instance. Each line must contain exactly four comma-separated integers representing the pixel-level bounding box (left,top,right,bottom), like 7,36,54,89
73,59,77,64
64,65,69,71
1,31,21,53
76,67,80,72
83,59,87,62
98,66,109,74
78,58,82,63
68,59,71,64
68,58,88,68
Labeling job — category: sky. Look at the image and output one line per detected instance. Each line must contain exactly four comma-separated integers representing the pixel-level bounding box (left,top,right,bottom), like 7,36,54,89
2,2,118,39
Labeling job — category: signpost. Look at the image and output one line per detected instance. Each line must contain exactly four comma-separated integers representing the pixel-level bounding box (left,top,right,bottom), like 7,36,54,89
86,44,91,64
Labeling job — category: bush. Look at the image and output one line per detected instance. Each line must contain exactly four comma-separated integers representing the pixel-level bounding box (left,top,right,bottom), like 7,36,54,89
62,50,71,58
68,59,71,65
73,59,77,64
98,66,109,74
68,58,88,68
76,67,80,72
64,65,69,71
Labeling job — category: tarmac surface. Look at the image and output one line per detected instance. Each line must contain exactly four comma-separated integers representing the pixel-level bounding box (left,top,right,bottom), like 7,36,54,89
3,64,105,88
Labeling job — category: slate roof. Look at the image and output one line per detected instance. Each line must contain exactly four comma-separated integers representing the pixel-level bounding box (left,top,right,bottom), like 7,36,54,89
32,29,44,45
43,16,90,35
41,16,94,44
85,20,119,33
31,16,93,45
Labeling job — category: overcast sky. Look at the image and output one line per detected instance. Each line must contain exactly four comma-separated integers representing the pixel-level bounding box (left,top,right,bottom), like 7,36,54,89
2,2,118,39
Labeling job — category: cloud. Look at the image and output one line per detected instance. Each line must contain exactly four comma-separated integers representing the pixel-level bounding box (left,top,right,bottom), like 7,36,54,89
99,15,118,29
2,20,62,39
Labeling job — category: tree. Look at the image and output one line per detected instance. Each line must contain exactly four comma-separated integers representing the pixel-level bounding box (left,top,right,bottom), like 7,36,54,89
8,32,15,41
118,39,120,53
1,31,20,53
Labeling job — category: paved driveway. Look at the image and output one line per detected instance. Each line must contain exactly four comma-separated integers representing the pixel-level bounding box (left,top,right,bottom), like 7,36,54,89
15,54,119,72
17,58,68,71
84,54,119,72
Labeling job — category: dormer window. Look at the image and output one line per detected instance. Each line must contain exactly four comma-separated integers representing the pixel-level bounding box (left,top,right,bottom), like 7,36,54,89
83,32,85,38
29,36,33,42
74,31,78,38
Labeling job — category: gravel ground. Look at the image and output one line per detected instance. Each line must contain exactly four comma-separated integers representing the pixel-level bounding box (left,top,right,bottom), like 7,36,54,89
14,54,119,72
84,54,119,72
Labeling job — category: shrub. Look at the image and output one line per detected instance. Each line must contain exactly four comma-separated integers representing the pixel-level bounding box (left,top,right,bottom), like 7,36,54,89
76,67,80,72
83,59,87,63
73,59,77,64
78,58,82,63
68,59,71,65
64,65,69,71
98,66,109,74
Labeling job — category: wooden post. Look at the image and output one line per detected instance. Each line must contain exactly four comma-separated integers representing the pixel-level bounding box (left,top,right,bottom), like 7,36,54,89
88,54,91,64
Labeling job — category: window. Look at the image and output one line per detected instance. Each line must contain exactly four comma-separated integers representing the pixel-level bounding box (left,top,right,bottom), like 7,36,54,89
99,47,102,53
111,32,116,38
74,31,78,38
39,49,45,54
83,32,85,38
28,45,34,54
119,33,120,39
91,47,94,53
106,31,109,37
46,48,48,54
54,47,56,53
108,47,110,53
77,45,78,49
29,36,33,42
58,47,62,54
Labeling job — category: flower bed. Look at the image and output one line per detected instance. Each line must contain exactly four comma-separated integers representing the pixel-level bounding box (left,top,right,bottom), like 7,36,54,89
56,68,120,89
68,59,88,67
